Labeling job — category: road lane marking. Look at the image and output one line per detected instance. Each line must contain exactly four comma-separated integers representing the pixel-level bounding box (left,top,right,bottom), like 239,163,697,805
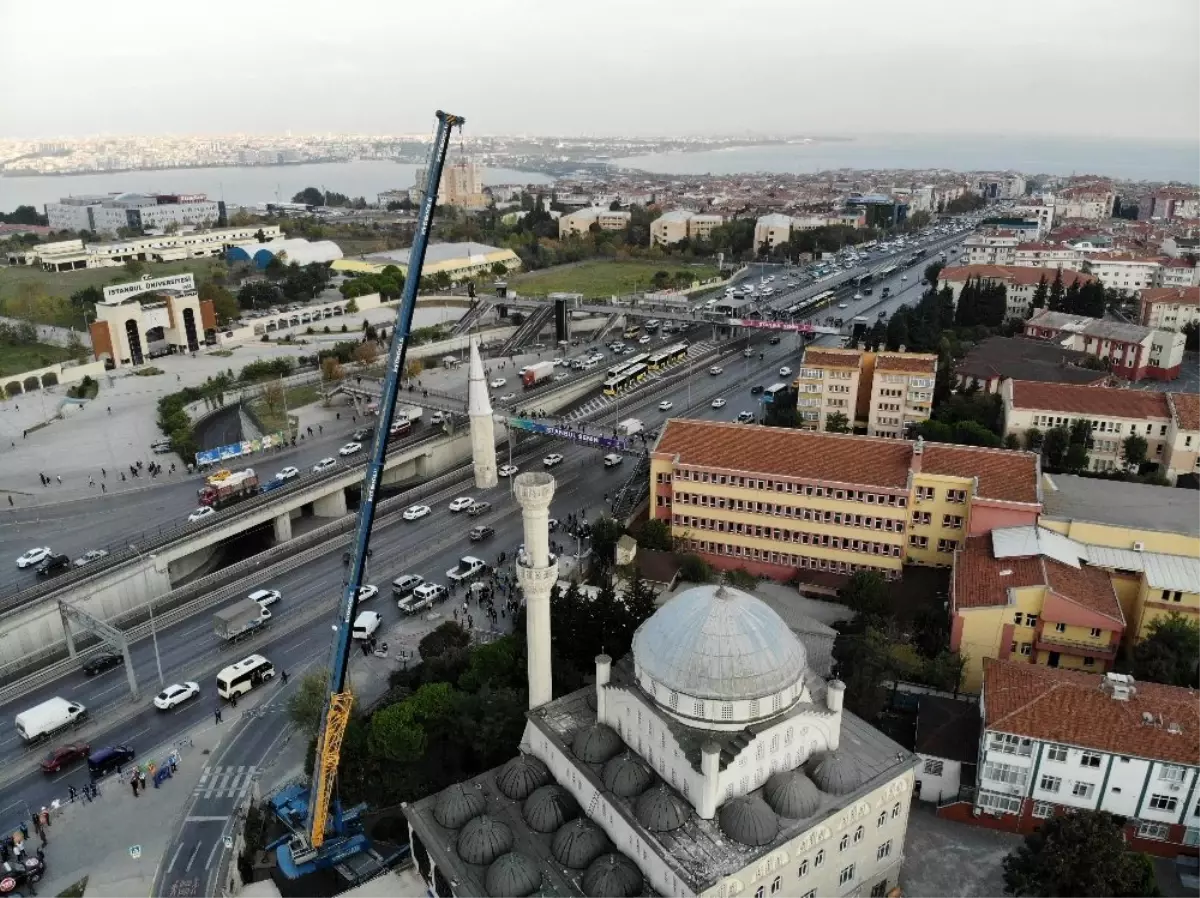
184,840,201,872
204,834,222,870
184,815,229,823
167,841,185,872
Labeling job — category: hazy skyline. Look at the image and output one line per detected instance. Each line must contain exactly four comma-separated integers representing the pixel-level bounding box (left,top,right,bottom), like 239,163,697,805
2,0,1197,143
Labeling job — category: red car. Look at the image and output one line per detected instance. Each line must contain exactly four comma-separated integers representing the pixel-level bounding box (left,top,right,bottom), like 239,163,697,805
40,741,90,774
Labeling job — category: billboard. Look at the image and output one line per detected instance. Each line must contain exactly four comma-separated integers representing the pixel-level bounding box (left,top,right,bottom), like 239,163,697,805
503,416,634,453
195,430,290,467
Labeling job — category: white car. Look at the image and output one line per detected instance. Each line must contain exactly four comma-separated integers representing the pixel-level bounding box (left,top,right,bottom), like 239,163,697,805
403,504,431,521
154,681,200,711
779,366,792,377
638,335,652,345
430,411,447,425
498,393,516,402
499,464,519,477
248,588,281,607
900,274,908,281
709,366,724,376
658,400,673,411
276,466,300,481
711,398,727,409
552,358,565,367
837,303,848,309
853,293,864,300
16,547,52,569
188,506,215,523
489,378,506,389
448,496,475,513
73,549,109,567
543,453,564,467
356,584,379,603
312,457,337,474
338,442,363,457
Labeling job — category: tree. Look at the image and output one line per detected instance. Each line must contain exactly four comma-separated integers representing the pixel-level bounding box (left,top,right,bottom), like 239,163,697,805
0,205,47,226
286,669,330,735
491,261,507,277
825,411,850,433
1121,433,1148,469
199,281,240,326
320,357,345,385
1041,425,1070,470
65,329,88,363
1047,269,1064,312
678,554,714,583
839,571,890,622
1130,613,1200,688
1023,427,1044,451
346,298,359,314
123,259,145,277
260,380,285,415
1002,810,1158,897
589,516,626,572
1029,274,1048,314
1003,433,1021,450
353,342,379,366
69,284,104,309
292,187,325,206
419,621,471,660
1063,441,1089,473
237,281,279,310
636,518,673,551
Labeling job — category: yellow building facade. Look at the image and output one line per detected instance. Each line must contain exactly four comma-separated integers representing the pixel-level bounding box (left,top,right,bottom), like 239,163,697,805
796,347,936,438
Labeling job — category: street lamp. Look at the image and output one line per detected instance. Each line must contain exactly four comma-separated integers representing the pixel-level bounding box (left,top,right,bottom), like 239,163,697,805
130,544,165,687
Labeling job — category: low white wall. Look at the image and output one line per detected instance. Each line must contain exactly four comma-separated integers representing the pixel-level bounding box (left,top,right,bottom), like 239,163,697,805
1,358,107,397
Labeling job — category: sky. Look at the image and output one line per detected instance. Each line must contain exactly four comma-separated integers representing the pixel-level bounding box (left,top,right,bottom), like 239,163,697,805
1,0,1197,142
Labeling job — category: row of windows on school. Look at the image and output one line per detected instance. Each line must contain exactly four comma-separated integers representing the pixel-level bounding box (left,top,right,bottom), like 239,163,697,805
677,537,899,579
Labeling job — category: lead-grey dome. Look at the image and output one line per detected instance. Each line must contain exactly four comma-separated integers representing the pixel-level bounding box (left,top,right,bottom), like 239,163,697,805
457,815,513,866
433,782,487,829
719,794,779,847
634,783,689,833
523,784,580,833
552,818,610,869
602,751,654,798
485,852,541,897
631,584,806,702
582,853,644,898
496,753,551,800
807,751,869,796
764,770,823,819
572,723,622,764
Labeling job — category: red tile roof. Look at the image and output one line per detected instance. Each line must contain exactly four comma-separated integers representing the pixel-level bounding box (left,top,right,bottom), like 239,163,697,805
939,265,1097,288
875,353,938,374
953,536,1044,610
1141,286,1199,307
803,348,863,369
923,445,1041,505
1169,392,1200,432
1009,380,1171,420
1042,557,1123,622
982,659,1200,766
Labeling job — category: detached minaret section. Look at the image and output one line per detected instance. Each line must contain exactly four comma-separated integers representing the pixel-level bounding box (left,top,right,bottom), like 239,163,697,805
467,337,498,489
514,471,558,709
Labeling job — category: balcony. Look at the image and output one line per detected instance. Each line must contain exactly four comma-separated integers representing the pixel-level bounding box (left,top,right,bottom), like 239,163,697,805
1034,632,1117,661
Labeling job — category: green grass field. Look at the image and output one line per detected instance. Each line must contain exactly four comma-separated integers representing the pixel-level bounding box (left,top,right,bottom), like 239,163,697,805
510,260,719,298
0,341,74,377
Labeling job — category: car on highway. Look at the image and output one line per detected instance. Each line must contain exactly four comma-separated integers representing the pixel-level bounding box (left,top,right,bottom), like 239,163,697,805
410,582,448,606
554,372,571,381
489,378,506,388
351,427,372,442
276,466,300,481
750,385,765,395
552,357,565,366
711,398,727,408
356,584,379,603
73,549,109,567
543,453,564,467
708,366,723,376
248,588,281,607
82,651,123,676
498,392,516,402
638,335,652,344
338,441,363,457
658,400,673,411
448,496,475,513
603,453,623,467
403,504,432,521
499,464,519,477
187,506,216,523
312,457,337,474
40,741,91,774
737,411,756,423
392,574,425,597
469,525,495,542
430,411,447,425
779,366,792,377
16,547,52,569
154,681,200,711
837,303,848,309
88,744,136,779
466,501,492,517
769,335,781,345
900,274,908,280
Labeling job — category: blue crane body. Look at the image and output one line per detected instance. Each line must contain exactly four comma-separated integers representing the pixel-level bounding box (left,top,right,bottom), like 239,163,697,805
272,110,464,878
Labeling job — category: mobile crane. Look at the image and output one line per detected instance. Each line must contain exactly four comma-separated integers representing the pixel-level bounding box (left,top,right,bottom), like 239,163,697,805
270,110,465,878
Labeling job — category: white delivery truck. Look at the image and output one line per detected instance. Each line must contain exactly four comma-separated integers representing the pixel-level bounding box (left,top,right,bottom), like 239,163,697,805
15,696,88,743
352,610,382,640
616,418,644,437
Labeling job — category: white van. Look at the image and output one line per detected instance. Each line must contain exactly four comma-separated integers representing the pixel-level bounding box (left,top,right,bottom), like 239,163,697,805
352,610,382,640
603,454,624,467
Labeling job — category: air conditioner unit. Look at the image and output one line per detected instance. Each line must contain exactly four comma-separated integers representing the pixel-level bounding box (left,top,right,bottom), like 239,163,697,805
1133,541,1145,552
1169,784,1181,792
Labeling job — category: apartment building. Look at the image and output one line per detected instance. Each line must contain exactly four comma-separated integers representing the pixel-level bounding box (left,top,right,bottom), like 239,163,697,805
936,265,1098,320
795,347,863,432
1023,310,1186,381
1011,242,1085,271
868,353,937,438
1140,188,1200,221
649,421,1042,582
412,158,486,209
1158,258,1200,289
939,660,1200,856
1011,202,1054,237
557,206,631,238
45,192,221,236
794,347,936,437
954,337,1105,393
649,210,725,247
1053,185,1116,222
1085,254,1162,294
1164,392,1200,484
963,231,1021,265
1140,286,1200,332
754,213,795,250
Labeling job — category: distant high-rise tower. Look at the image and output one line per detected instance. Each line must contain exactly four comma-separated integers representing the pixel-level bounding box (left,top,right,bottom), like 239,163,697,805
514,471,558,710
467,337,497,489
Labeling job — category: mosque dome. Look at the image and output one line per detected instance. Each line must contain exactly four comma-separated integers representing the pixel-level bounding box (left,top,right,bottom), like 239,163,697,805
484,852,541,897
634,783,689,833
806,751,869,796
496,753,551,801
601,751,655,798
522,784,580,833
763,770,823,819
582,853,644,898
456,815,513,866
551,818,610,869
718,795,780,847
632,584,807,705
432,782,486,829
571,723,623,764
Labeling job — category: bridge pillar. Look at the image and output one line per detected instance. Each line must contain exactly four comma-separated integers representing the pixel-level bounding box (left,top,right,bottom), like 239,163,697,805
273,512,293,543
313,489,347,519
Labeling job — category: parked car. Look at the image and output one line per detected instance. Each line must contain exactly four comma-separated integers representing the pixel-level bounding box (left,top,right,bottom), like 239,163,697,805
40,741,91,774
356,585,379,603
392,573,425,597
708,366,724,376
154,682,200,711
489,378,506,388
82,652,123,676
88,744,135,778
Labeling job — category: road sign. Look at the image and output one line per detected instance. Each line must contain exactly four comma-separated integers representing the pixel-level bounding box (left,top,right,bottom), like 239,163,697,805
129,844,142,860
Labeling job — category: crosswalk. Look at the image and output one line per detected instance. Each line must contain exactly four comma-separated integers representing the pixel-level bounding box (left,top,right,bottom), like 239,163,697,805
566,341,716,422
194,765,258,800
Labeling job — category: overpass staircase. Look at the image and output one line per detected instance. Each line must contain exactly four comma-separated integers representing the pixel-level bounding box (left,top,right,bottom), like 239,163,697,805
498,303,553,355
451,299,494,335
592,312,623,343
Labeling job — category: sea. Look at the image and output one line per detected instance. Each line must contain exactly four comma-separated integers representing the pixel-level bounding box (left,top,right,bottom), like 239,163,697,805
0,160,553,211
616,133,1199,184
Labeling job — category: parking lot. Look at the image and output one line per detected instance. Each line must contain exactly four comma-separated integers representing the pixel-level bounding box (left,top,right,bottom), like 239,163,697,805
901,803,1021,897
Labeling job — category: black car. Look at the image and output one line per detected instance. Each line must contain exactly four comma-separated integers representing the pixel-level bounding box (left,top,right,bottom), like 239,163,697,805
469,525,495,542
87,744,135,778
35,553,71,578
351,427,374,442
769,335,781,345
0,856,46,893
82,652,123,676
750,385,765,395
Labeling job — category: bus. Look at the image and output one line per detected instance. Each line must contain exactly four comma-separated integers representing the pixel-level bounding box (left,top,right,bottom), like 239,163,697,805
762,383,789,404
878,265,898,280
622,325,642,340
216,654,276,700
603,363,648,396
607,353,650,377
647,342,688,371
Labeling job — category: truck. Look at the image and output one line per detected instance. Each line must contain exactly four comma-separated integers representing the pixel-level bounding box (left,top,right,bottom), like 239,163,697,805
521,361,555,389
15,697,88,743
397,406,422,425
445,556,486,583
213,599,270,642
198,468,259,510
616,418,644,437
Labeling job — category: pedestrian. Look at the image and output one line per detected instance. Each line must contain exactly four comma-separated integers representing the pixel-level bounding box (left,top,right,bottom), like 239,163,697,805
138,769,146,790
281,670,288,685
131,776,139,798
19,823,27,840
38,807,49,828
101,483,106,493
68,784,77,803
6,496,11,507
214,707,223,724
89,477,95,487
319,424,323,434
230,692,238,709
468,614,474,629
56,475,62,485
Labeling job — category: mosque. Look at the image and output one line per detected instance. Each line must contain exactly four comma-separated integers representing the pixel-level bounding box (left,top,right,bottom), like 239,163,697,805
401,469,917,898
